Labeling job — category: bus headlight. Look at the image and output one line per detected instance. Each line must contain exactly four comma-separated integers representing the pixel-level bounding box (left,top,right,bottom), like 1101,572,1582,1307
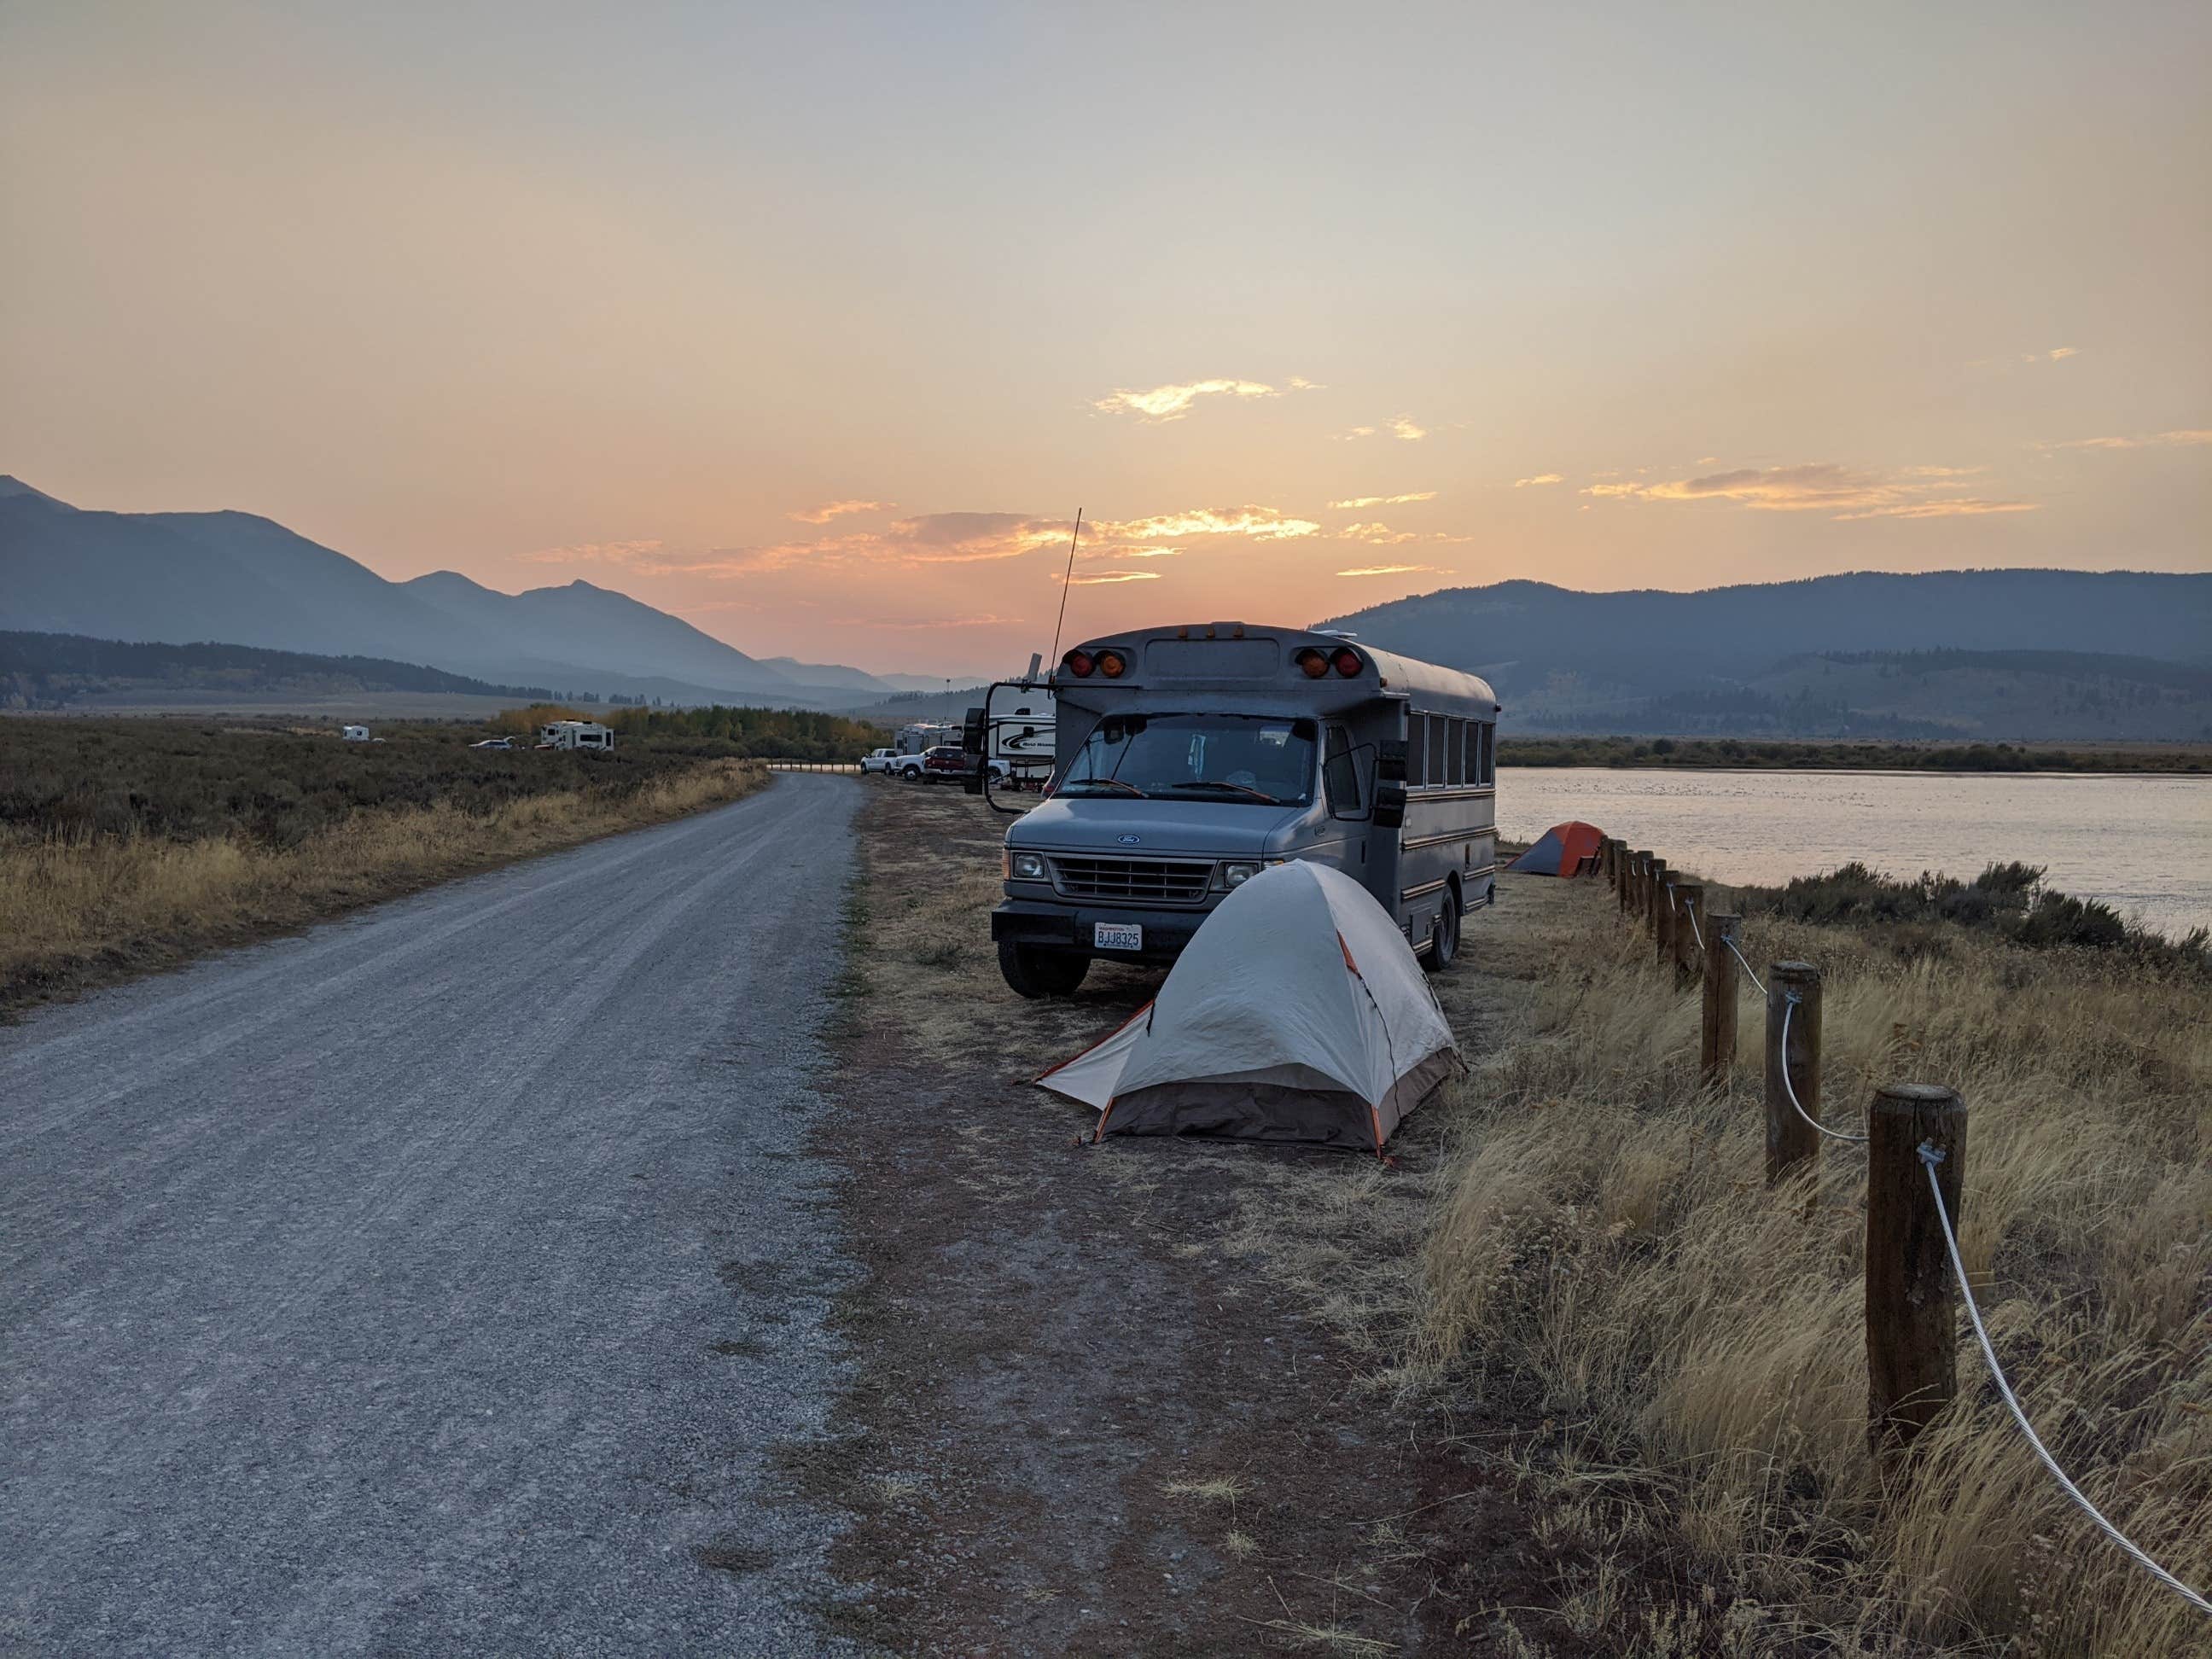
1010,852,1048,881
1215,861,1260,889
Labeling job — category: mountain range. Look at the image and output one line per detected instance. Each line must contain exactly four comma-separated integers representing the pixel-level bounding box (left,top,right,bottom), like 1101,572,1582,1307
0,476,895,706
1320,573,2212,739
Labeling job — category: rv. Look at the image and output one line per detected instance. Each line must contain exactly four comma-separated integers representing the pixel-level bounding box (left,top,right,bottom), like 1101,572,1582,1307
895,720,962,756
991,623,1498,997
537,719,615,752
341,725,371,742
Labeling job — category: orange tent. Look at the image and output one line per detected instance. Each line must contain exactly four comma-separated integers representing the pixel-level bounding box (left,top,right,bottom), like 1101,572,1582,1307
1509,820,1604,876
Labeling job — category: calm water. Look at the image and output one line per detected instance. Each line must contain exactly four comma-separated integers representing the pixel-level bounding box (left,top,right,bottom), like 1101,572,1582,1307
1499,768,2212,941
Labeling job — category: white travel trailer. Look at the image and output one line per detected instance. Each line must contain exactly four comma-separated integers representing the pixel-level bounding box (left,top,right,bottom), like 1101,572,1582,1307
992,622,1499,997
538,719,615,752
895,721,961,756
341,725,371,742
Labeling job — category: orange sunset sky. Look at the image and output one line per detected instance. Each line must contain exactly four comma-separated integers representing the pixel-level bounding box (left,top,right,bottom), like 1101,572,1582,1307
3,2,2207,677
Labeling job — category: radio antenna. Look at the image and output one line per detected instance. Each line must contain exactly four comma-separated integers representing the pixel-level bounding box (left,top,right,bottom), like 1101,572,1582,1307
1046,507,1084,673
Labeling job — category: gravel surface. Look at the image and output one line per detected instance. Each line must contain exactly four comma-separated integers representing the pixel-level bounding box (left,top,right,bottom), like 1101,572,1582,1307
2,776,861,1656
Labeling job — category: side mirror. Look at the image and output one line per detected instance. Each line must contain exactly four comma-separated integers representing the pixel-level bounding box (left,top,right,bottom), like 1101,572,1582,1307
962,707,987,754
1376,738,1408,783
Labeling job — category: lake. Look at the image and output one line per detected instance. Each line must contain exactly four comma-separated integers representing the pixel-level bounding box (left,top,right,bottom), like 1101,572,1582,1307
1498,768,2212,941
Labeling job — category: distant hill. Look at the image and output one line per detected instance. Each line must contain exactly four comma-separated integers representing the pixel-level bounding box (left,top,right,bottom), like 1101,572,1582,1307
0,477,893,706
0,632,567,711
1318,573,2212,739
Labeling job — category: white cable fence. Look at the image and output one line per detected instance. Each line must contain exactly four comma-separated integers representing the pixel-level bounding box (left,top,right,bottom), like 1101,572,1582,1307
1918,1144,2212,1617
1599,835,2209,1619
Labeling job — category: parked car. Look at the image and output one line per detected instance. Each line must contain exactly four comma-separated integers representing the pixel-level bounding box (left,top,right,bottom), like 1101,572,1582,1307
913,745,1009,784
860,748,899,776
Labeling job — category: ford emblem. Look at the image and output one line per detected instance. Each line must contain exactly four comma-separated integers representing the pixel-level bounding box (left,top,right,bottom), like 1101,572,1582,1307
1117,834,1142,845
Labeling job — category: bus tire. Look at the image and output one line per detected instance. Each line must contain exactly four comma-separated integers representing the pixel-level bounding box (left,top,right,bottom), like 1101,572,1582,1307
998,941,1091,998
1429,886,1462,972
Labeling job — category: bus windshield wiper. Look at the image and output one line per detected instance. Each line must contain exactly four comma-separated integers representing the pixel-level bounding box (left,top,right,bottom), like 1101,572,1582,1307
1064,777,1150,797
1165,779,1280,803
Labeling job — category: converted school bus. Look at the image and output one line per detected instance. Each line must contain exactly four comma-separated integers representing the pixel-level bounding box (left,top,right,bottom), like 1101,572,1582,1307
990,622,1499,997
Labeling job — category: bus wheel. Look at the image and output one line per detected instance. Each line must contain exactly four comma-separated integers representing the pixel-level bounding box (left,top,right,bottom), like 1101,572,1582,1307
1429,888,1462,972
998,941,1091,998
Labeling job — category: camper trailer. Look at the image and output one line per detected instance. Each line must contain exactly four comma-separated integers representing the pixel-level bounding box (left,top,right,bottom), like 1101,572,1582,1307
895,721,961,756
537,719,615,752
991,623,1498,997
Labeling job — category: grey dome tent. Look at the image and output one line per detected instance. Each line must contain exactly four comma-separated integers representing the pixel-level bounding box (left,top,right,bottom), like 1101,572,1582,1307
1033,862,1459,1153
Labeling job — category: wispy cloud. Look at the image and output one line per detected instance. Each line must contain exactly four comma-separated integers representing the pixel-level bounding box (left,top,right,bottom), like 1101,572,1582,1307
2044,346,2080,360
1388,416,1427,441
1581,462,2038,521
836,612,1020,630
788,498,894,524
515,538,664,566
672,512,1074,577
1340,521,1419,545
1512,473,1563,488
1332,425,1378,441
1327,491,1436,509
1092,377,1316,422
2040,429,2212,451
1092,505,1321,541
1336,563,1452,578
1060,569,1164,585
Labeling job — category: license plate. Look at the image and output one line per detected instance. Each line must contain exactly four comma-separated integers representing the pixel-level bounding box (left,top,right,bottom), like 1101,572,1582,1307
1093,922,1143,952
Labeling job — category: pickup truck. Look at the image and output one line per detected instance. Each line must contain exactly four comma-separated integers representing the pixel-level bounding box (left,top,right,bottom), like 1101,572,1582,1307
859,748,899,775
902,745,1008,783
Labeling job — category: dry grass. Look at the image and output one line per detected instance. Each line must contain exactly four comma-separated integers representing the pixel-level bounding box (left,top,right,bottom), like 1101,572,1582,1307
1421,879,2212,1655
0,756,764,1008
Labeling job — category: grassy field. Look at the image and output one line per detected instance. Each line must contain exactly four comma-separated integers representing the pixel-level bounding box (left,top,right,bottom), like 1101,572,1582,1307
1422,869,2210,1654
0,716,767,1010
1501,735,2212,773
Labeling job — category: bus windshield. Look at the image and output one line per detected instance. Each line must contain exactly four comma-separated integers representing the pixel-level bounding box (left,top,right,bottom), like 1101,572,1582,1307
1059,714,1317,806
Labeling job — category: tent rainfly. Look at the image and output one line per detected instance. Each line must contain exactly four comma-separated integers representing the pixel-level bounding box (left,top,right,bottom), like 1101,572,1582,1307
1034,861,1459,1153
1509,820,1604,877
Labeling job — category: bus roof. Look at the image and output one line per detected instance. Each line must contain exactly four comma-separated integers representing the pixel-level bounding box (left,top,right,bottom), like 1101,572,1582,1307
1052,623,1499,716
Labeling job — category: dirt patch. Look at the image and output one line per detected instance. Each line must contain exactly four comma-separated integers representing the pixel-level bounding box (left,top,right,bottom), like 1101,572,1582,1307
795,778,1586,1653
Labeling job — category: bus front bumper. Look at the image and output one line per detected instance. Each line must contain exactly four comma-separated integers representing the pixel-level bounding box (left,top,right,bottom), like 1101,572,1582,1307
991,899,1209,963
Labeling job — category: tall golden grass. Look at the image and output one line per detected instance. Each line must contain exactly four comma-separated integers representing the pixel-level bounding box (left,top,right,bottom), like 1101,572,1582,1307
1423,887,2210,1655
0,758,763,1007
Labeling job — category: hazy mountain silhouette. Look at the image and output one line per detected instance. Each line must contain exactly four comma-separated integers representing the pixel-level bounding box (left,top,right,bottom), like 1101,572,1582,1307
1318,573,2212,735
0,479,893,702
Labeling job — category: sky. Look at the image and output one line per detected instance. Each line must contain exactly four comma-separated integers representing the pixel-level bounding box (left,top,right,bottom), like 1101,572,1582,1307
3,2,2207,678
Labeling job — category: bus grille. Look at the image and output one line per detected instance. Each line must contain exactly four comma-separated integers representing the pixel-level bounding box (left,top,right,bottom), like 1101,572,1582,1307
1052,856,1213,903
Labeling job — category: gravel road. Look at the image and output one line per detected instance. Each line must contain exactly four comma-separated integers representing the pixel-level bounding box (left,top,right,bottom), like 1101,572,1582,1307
2,775,861,1656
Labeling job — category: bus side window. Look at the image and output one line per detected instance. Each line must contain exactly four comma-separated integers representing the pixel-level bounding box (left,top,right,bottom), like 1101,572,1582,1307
1463,721,1478,784
1323,725,1367,818
1479,721,1495,784
1428,715,1448,787
1445,718,1465,786
1408,715,1427,787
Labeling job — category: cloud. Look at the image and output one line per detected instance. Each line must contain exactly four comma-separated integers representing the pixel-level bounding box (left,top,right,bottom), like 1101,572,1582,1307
1332,425,1378,441
1830,499,2042,521
836,612,1021,630
1340,521,1419,544
1388,416,1427,441
2041,429,2212,451
1336,563,1452,578
1581,462,2039,521
1327,492,1436,509
515,538,664,566
1079,545,1184,560
787,498,894,524
1092,377,1316,422
675,512,1075,577
1059,569,1164,585
2045,346,2079,360
1512,473,1563,488
1091,505,1320,541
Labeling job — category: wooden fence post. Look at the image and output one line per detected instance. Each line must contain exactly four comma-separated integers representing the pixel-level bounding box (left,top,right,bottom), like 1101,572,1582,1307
1764,962,1823,1189
1646,859,1668,933
1700,911,1740,1086
1655,879,1677,967
1674,882,1704,985
1602,838,1619,888
1866,1084,1967,1464
1621,852,1642,915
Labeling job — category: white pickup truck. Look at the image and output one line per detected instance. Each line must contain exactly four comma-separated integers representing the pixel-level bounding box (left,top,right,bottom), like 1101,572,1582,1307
859,748,899,776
